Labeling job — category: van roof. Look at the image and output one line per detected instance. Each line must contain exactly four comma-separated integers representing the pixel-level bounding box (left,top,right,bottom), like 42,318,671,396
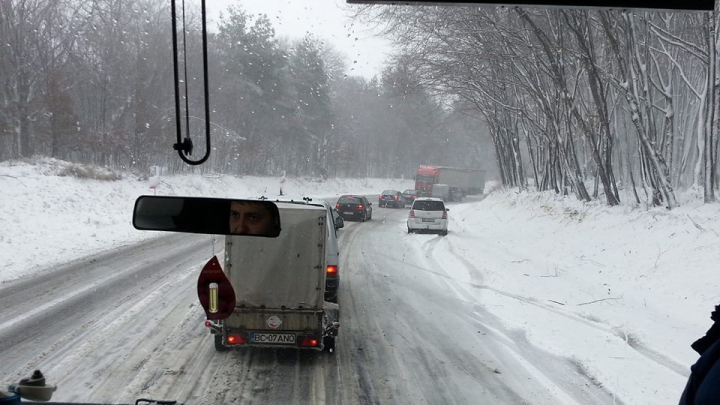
275,202,326,211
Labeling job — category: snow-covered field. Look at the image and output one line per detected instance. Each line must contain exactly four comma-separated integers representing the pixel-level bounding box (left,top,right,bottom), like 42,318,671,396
2,158,717,403
0,158,412,282
436,188,720,404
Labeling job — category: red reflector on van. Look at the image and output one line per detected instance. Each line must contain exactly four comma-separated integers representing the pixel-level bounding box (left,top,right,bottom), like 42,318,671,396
301,337,319,347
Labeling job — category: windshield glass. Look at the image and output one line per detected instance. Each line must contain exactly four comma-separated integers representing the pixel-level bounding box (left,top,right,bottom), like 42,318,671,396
1,1,716,404
412,200,445,211
338,196,361,203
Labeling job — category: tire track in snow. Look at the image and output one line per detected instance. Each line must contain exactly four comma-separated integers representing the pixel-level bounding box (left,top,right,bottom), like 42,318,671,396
442,239,689,378
0,233,215,387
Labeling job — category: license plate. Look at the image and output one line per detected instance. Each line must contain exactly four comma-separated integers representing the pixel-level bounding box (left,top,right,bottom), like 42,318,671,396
251,333,296,344
344,211,353,215
422,218,435,222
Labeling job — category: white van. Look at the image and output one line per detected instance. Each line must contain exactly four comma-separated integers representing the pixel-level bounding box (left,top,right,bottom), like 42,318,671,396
311,200,342,303
431,184,450,201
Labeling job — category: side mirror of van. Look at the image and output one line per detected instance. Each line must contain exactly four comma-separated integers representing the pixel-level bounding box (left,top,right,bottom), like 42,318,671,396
335,216,345,229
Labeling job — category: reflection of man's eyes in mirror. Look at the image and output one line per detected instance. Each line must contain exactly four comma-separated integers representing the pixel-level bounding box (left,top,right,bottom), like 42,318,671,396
246,213,263,222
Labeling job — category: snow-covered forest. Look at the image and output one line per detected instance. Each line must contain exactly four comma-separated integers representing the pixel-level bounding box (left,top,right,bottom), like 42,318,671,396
3,1,720,208
357,6,720,207
0,0,491,179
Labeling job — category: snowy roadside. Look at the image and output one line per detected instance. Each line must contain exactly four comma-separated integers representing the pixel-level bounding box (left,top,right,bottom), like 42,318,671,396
0,158,413,282
425,188,720,404
4,156,716,403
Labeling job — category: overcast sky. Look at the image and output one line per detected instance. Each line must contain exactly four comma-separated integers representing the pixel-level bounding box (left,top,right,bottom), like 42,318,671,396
207,0,393,79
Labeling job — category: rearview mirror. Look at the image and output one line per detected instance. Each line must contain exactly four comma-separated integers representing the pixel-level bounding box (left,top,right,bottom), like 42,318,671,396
133,196,281,237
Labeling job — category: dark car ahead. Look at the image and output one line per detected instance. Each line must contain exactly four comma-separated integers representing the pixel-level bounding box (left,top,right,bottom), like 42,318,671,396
402,189,419,205
336,195,372,221
379,190,405,208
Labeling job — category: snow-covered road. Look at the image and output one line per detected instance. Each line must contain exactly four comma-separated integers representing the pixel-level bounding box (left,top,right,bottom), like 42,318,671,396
0,196,625,405
330,201,620,405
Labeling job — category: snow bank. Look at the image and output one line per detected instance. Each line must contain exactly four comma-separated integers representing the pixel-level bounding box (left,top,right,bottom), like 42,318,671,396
444,188,720,404
0,158,412,282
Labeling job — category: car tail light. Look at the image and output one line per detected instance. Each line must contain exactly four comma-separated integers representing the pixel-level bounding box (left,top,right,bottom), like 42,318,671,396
394,195,398,201
379,194,383,200
300,336,320,347
358,204,364,210
442,211,448,219
336,203,340,210
410,210,415,218
227,334,246,345
326,265,338,278
413,195,417,199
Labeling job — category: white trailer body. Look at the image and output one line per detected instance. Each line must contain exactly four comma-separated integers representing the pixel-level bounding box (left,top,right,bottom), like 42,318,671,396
210,203,339,351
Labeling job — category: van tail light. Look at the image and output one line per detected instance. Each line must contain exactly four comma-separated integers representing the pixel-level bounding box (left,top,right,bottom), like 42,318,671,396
410,210,415,218
227,334,246,345
326,265,338,278
300,336,320,347
442,211,448,219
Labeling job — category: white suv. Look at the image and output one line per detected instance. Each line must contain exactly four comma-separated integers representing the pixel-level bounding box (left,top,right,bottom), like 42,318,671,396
407,198,449,236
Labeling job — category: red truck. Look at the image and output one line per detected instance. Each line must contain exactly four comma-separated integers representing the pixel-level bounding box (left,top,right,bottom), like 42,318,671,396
414,166,486,200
